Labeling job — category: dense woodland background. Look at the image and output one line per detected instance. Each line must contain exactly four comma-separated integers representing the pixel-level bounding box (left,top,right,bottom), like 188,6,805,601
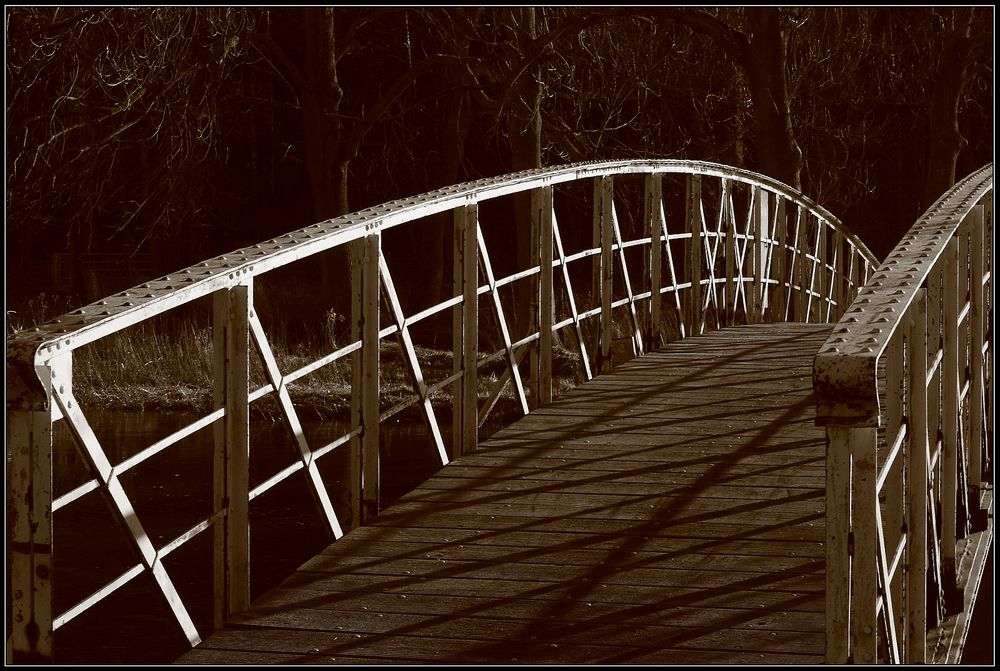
5,6,993,329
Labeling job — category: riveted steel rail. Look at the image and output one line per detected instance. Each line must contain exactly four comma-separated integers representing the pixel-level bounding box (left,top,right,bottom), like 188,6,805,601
814,165,993,664
7,159,876,662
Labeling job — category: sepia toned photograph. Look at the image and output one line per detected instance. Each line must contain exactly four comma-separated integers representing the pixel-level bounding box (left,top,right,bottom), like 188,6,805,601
6,6,993,665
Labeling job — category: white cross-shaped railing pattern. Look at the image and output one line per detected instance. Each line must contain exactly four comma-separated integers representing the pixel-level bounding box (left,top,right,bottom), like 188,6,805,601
814,164,993,664
8,160,877,663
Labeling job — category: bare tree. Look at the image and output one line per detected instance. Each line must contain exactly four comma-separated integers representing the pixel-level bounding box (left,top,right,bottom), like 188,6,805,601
7,7,256,297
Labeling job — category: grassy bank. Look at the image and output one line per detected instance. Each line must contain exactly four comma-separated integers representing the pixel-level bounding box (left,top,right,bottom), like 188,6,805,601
53,318,584,424
8,291,590,424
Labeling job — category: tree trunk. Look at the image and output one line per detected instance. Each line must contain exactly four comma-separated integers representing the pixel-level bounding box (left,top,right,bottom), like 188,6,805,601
508,7,545,342
744,8,802,191
416,66,473,346
921,8,974,211
301,8,353,319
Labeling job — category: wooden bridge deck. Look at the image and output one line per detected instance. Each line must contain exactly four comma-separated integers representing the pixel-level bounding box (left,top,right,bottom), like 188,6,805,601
176,323,834,665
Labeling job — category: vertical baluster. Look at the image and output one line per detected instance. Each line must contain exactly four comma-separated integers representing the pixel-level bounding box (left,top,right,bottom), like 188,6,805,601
453,205,479,458
814,221,827,323
751,186,768,323
851,425,879,664
829,229,843,322
213,281,251,623
795,209,808,322
925,260,945,624
771,194,786,323
7,356,64,662
968,205,984,511
599,176,614,374
906,290,928,664
941,236,961,612
645,173,663,346
957,220,972,533
885,329,905,652
844,246,858,309
826,425,852,664
686,174,703,334
529,188,541,405
351,235,381,523
592,178,602,354
536,187,554,406
725,180,736,326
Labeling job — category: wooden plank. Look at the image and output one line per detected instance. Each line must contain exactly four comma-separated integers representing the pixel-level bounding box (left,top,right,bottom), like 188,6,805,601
251,587,825,626
408,478,822,502
178,323,835,665
301,546,820,578
317,534,824,561
225,607,826,654
276,567,823,603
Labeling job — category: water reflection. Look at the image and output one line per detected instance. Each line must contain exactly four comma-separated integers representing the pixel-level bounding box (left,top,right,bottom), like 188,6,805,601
51,409,448,665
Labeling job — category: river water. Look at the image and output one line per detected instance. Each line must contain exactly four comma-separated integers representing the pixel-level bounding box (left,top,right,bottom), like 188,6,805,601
49,408,459,664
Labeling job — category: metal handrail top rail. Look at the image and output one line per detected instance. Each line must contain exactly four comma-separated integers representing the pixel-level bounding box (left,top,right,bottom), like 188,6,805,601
814,163,993,427
8,158,877,406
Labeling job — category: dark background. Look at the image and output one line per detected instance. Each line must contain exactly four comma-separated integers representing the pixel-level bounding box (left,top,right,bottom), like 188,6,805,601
5,7,993,324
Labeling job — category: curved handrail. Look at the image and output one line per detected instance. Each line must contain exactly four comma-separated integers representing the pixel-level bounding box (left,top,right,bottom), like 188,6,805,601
7,158,878,663
8,159,874,408
814,164,993,426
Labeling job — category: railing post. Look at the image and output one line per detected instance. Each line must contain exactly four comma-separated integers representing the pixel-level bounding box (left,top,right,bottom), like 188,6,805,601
968,205,984,513
850,425,879,665
795,210,808,322
213,280,251,626
906,290,929,664
534,187,553,406
598,176,614,374
941,236,961,613
825,425,852,664
351,233,381,523
885,328,905,650
771,195,786,322
7,356,65,663
645,173,663,347
814,221,827,323
725,181,736,325
957,220,973,534
686,174,703,334
453,204,479,458
751,186,768,323
830,229,844,322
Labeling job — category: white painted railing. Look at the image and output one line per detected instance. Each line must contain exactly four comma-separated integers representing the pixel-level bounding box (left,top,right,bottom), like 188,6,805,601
814,164,993,664
6,159,876,662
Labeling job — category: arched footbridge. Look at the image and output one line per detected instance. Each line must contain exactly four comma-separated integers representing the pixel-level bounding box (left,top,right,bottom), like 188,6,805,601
7,160,993,664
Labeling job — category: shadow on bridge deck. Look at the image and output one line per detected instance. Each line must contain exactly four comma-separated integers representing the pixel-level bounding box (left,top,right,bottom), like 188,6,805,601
175,323,833,664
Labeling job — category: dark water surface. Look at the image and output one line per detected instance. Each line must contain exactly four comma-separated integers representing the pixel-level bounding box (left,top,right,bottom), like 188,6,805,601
50,409,451,665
